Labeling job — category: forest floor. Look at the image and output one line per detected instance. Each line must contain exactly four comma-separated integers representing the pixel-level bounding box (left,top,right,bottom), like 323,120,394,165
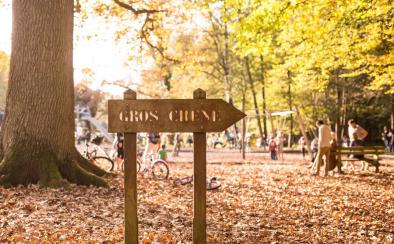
1,151,394,243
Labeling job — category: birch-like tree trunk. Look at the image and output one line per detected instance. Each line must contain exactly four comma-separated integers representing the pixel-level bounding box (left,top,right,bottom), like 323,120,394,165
244,57,264,144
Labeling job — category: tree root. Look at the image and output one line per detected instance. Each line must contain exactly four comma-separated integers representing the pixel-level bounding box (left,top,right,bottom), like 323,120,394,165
38,153,69,188
72,149,107,177
59,158,108,187
0,174,11,188
0,147,108,188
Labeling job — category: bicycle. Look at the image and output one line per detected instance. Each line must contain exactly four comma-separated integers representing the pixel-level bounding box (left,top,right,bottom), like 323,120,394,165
81,136,114,172
121,152,169,180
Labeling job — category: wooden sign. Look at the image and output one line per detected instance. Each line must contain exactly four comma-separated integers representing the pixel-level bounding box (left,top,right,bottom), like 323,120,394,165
108,88,245,244
108,98,245,133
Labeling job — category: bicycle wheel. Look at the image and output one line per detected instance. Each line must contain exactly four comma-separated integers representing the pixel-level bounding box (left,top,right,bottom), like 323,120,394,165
121,159,141,173
152,160,169,180
91,156,114,172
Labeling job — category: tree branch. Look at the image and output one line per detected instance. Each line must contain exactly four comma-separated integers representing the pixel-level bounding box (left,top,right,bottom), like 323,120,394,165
114,0,179,64
114,0,166,15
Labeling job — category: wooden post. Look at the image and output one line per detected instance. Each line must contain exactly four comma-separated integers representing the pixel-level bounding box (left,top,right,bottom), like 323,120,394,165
193,88,207,244
123,89,138,244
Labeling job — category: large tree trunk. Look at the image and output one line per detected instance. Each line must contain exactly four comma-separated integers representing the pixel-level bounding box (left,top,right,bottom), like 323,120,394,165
244,57,264,143
0,0,107,187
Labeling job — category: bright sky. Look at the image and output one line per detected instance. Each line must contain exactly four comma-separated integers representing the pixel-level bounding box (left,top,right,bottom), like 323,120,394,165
0,2,143,97
0,5,11,54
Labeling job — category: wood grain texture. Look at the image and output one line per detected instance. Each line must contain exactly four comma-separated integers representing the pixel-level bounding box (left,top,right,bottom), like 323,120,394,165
108,99,246,133
123,90,138,244
2,0,75,158
193,89,207,244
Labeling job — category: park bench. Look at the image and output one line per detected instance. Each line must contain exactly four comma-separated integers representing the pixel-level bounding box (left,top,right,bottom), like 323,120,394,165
334,146,385,173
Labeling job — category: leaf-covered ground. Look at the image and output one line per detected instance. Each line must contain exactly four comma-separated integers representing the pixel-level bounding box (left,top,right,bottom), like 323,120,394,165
1,152,394,243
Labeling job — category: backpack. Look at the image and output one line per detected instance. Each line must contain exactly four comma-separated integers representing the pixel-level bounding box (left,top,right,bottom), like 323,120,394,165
269,140,277,151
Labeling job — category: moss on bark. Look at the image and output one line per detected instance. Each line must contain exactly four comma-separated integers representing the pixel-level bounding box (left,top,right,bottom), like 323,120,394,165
0,145,108,188
59,158,108,187
72,149,107,177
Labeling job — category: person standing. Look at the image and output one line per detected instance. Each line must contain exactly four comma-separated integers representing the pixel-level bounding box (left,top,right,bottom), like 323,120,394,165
312,120,332,176
307,138,319,168
268,136,278,160
298,136,306,160
158,144,168,161
382,126,393,152
144,132,161,162
348,119,368,145
115,139,124,171
391,129,394,152
276,131,285,161
172,133,182,157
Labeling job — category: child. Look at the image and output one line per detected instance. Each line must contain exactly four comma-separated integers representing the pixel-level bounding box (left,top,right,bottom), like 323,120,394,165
298,136,306,160
308,138,319,169
158,144,168,161
115,139,124,171
268,137,278,160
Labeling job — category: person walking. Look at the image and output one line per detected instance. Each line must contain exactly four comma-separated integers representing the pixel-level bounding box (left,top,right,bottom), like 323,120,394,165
312,120,332,176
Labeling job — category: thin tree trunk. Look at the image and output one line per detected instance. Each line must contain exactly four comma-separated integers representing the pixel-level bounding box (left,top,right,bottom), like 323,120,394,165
391,93,394,130
241,91,246,160
335,71,342,141
341,86,347,138
287,70,293,148
295,107,312,158
0,0,107,187
268,110,275,135
260,56,268,137
244,57,264,143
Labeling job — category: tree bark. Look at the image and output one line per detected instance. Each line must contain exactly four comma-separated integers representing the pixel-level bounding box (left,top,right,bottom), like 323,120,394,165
241,90,246,160
391,93,394,130
260,56,268,138
244,57,264,144
335,70,342,141
341,86,347,138
0,0,107,187
287,70,293,148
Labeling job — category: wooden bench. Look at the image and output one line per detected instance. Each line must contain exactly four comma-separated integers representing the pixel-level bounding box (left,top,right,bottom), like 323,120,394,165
333,146,385,173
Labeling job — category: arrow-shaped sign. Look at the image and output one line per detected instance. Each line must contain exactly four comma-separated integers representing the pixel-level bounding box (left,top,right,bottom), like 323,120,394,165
108,99,246,133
